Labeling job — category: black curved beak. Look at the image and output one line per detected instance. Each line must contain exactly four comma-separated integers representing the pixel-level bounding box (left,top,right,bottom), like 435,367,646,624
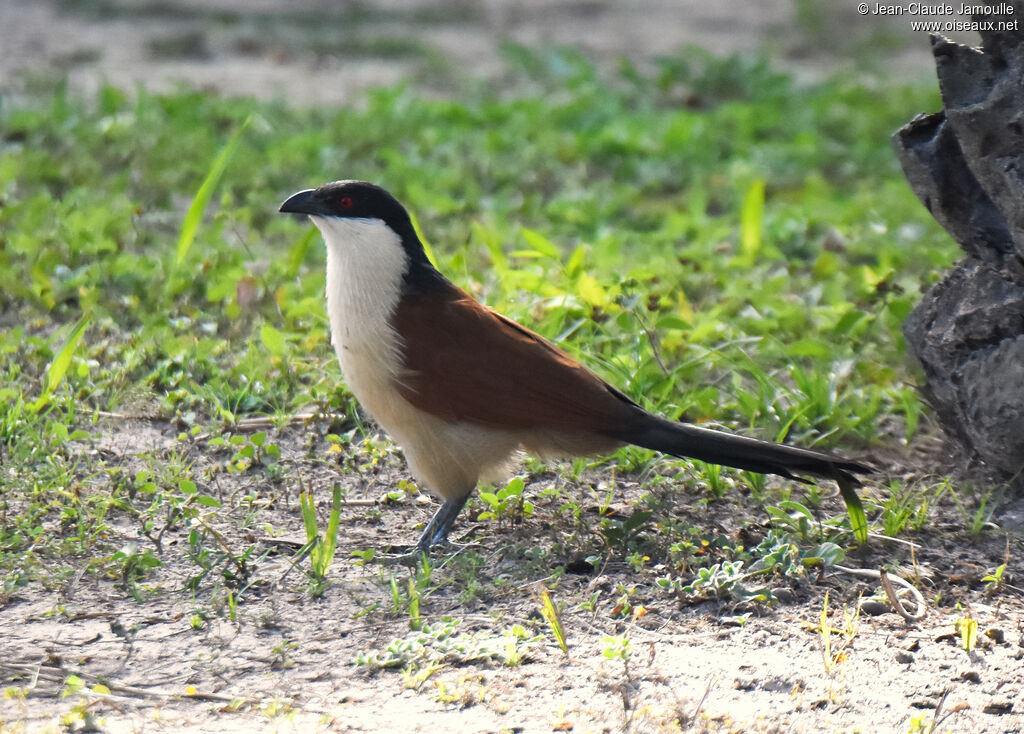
279,188,318,215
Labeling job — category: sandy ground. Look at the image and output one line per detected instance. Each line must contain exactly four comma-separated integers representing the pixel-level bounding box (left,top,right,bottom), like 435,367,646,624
0,0,981,105
1,417,1022,733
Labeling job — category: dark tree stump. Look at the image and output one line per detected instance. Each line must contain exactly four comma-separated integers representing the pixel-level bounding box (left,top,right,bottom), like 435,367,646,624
894,5,1024,484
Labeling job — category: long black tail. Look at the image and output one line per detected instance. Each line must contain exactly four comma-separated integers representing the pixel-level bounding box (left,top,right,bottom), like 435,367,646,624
608,413,872,485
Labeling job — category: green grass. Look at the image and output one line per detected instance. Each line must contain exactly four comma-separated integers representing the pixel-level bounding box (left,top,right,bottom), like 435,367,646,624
0,48,957,604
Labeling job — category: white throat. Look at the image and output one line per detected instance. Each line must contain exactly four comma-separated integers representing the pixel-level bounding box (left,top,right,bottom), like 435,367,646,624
311,215,407,385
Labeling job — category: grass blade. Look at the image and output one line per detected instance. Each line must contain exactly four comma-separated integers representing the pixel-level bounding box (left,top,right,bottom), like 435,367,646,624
538,588,568,654
407,577,422,630
174,115,252,267
955,614,978,652
299,491,318,545
319,485,342,573
260,323,286,357
819,591,833,672
740,178,765,263
520,227,561,260
409,211,438,268
285,226,318,278
30,313,90,413
837,476,868,546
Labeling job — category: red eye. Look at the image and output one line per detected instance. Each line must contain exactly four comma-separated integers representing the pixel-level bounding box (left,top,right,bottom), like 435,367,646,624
339,196,354,209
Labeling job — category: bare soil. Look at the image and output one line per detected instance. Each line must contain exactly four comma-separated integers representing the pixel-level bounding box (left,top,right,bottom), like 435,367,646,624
2,2,1023,733
0,0,977,105
3,414,1023,733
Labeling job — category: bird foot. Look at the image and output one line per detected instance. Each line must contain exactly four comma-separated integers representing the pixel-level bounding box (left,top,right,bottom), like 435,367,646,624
376,548,429,568
375,537,480,567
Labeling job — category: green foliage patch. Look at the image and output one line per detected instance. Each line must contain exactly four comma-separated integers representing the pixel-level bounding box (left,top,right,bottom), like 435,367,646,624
0,48,954,600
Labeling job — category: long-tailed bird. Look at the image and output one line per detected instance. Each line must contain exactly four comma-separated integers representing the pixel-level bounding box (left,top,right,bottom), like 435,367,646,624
279,181,871,553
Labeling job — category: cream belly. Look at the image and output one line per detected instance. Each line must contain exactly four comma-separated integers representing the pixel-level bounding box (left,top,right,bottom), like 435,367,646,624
339,334,520,500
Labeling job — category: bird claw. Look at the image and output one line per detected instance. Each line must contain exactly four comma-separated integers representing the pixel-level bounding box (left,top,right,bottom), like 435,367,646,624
376,548,429,568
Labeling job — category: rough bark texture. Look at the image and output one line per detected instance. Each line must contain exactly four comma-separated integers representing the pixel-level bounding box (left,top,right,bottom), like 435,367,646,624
895,6,1024,482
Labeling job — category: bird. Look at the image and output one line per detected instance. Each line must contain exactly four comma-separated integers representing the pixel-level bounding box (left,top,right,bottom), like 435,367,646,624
279,180,872,554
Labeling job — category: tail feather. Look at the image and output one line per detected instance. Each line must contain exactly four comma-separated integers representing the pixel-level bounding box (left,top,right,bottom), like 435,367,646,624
608,414,871,485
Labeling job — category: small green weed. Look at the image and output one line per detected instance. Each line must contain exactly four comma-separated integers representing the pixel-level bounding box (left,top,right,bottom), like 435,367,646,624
954,612,978,652
878,480,931,536
658,529,844,603
679,560,772,603
539,587,569,654
601,633,632,663
945,482,1000,537
765,500,834,543
299,485,342,596
209,431,282,475
355,618,543,671
818,591,860,674
477,476,533,526
982,563,1006,597
106,542,163,600
59,675,109,731
389,557,434,629
271,637,299,670
600,509,653,550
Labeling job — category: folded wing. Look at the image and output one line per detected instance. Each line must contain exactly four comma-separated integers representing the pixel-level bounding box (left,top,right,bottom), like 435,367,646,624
391,279,639,432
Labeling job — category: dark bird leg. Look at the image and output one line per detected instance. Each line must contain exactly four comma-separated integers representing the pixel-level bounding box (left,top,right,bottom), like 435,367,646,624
415,494,472,552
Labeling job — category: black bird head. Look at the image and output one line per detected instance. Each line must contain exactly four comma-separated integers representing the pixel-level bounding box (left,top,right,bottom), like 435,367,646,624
279,180,413,226
279,180,440,289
